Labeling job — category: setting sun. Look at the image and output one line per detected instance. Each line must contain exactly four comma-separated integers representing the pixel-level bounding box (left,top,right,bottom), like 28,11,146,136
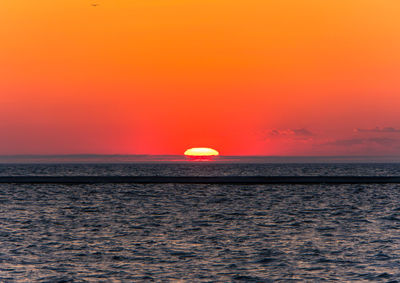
184,148,219,160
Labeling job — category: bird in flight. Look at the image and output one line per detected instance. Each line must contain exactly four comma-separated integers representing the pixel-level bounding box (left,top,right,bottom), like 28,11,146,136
91,3,99,7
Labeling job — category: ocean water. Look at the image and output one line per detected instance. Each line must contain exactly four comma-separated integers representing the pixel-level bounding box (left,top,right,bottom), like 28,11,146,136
1,163,400,281
1,162,400,177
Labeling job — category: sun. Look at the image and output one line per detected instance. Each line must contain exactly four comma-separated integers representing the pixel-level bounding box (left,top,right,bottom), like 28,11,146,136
184,147,219,160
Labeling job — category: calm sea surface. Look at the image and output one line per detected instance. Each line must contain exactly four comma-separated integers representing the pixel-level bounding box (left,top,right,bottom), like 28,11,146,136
1,163,400,281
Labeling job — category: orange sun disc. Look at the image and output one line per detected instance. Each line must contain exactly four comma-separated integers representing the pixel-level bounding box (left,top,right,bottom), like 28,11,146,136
184,147,219,158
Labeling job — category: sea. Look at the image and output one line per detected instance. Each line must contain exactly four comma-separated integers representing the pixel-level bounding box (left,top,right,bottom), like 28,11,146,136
1,157,400,282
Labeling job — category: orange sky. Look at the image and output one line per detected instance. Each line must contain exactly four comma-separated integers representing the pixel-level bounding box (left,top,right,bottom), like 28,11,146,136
1,0,400,155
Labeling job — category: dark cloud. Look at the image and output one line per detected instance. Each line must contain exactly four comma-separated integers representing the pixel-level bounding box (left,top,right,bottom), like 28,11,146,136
267,128,314,137
292,128,314,136
324,137,398,147
355,127,400,133
368,137,398,146
324,138,364,146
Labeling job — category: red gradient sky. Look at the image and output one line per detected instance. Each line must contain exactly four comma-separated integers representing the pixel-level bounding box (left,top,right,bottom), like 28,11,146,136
1,0,400,155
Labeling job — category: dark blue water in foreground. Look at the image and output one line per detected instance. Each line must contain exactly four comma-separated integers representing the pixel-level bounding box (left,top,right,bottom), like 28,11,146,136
1,163,400,281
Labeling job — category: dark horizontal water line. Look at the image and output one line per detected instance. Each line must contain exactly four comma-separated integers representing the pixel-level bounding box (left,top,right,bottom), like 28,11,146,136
1,176,400,184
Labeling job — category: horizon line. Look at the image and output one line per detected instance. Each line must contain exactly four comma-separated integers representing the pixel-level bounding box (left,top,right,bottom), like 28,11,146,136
0,154,399,164
1,154,399,158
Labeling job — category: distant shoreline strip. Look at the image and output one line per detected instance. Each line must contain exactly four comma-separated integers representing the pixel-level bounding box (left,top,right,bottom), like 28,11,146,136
1,176,400,184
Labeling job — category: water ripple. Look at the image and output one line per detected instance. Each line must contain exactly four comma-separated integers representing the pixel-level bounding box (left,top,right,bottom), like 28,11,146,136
1,171,400,280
